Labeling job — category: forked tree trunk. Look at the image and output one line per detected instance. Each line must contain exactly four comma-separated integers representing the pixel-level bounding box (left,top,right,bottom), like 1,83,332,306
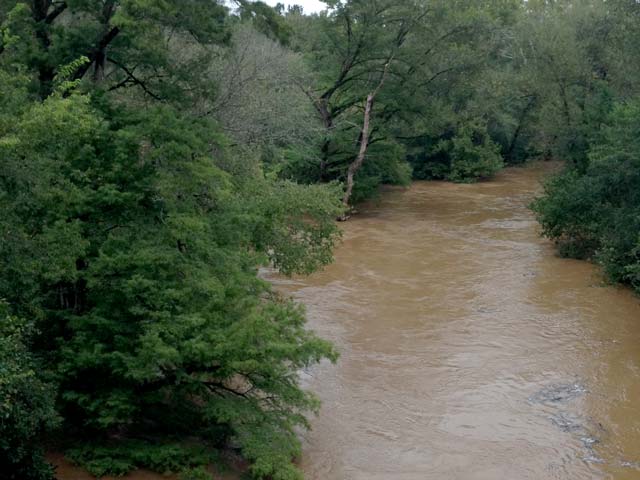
340,61,392,219
341,91,375,211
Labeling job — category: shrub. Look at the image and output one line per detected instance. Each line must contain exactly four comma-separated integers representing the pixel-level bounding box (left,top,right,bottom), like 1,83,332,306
439,120,504,182
179,466,216,480
410,120,504,182
531,98,640,292
66,441,220,477
0,302,59,480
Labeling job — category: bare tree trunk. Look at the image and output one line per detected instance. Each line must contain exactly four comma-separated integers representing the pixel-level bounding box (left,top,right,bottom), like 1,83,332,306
339,61,392,219
341,91,375,212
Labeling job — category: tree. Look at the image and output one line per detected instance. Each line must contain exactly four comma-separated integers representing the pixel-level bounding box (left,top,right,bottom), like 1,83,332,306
0,2,343,479
524,1,640,294
286,0,420,205
0,0,228,100
286,0,519,201
341,57,393,209
397,0,522,179
208,23,321,179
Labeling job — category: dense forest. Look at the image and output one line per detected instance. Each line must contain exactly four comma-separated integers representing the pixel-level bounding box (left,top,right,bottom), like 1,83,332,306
1,0,639,479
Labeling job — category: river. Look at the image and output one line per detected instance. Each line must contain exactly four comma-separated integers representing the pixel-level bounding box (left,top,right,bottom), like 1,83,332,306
266,161,640,480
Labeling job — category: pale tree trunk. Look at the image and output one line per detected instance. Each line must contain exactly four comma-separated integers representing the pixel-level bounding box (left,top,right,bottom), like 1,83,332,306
341,91,375,210
340,61,392,219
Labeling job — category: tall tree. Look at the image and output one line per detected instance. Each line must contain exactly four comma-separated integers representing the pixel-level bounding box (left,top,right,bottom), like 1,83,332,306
0,2,343,479
286,0,423,205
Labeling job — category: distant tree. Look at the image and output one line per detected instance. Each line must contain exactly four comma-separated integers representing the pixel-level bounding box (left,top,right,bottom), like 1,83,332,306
286,0,423,207
209,24,321,173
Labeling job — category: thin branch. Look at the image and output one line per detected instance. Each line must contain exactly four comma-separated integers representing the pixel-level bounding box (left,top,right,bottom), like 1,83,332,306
107,58,162,100
71,26,120,81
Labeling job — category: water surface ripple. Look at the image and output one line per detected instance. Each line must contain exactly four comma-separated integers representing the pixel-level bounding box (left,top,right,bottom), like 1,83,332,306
268,162,640,480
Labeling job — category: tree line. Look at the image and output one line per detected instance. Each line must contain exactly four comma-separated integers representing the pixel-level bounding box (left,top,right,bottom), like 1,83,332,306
1,1,639,479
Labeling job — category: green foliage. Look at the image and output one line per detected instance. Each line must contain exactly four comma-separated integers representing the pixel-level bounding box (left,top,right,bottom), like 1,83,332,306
244,179,344,274
234,0,293,44
532,98,640,291
410,120,503,182
440,121,504,182
67,441,219,477
52,56,90,96
0,90,340,478
349,140,412,204
179,466,216,480
0,302,59,480
2,0,640,477
283,0,429,200
531,169,601,258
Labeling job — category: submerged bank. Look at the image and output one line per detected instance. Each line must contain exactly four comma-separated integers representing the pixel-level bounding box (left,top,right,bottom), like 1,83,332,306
268,162,640,480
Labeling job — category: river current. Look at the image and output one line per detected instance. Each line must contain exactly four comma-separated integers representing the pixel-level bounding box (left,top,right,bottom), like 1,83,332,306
267,162,640,480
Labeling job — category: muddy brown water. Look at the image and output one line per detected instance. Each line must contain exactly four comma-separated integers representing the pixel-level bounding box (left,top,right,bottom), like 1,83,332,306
56,162,640,480
266,162,640,480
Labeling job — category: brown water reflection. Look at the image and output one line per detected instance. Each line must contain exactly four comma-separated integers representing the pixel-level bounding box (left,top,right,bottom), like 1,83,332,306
267,162,640,480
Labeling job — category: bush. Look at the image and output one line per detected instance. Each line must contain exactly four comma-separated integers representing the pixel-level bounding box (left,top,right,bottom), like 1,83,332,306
531,98,640,292
179,466,215,480
0,302,59,480
350,139,411,204
66,441,220,477
409,120,504,182
439,120,504,182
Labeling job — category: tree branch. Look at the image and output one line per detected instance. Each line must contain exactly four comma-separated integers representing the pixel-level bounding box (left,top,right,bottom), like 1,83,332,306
71,26,120,82
45,1,67,24
107,58,162,100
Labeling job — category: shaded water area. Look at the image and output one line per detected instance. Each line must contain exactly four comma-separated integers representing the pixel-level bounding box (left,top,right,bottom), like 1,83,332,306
266,162,640,480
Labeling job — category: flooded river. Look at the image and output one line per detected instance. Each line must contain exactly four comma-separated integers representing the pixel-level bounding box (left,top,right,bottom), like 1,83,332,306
267,162,640,480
